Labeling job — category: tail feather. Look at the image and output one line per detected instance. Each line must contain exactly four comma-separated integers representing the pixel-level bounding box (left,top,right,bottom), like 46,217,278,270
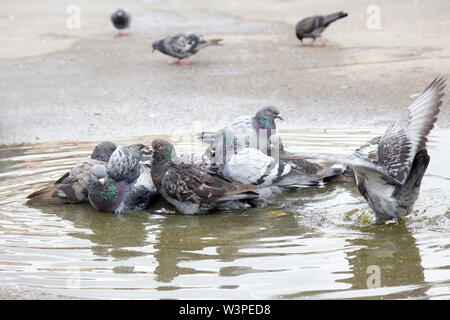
207,38,223,46
197,38,223,50
26,186,69,206
323,11,348,27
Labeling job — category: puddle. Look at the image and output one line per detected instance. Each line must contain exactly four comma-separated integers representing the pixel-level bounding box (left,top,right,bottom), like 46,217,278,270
0,128,449,299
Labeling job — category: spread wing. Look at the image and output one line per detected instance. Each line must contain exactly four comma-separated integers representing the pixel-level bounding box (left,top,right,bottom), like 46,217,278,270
377,76,446,184
280,152,401,185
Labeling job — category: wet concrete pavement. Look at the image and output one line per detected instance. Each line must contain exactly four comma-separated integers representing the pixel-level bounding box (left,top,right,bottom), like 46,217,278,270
1,0,449,145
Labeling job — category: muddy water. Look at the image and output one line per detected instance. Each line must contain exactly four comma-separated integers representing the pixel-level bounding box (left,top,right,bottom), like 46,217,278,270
0,128,449,299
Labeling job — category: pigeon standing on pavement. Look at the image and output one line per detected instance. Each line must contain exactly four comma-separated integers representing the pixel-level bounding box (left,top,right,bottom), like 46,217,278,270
281,76,447,224
152,33,223,65
150,139,259,215
26,141,117,206
111,9,131,35
87,145,159,214
296,11,348,45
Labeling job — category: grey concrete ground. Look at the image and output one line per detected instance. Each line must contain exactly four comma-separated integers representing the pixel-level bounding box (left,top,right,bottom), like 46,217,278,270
0,0,449,145
0,0,449,300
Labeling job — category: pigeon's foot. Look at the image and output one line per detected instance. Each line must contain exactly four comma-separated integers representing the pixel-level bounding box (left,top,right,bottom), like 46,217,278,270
321,38,327,46
117,31,128,37
178,59,192,66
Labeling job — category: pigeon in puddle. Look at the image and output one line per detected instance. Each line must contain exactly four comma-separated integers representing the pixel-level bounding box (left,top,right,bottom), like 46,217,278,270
197,106,284,155
150,139,259,214
88,145,159,214
26,141,117,206
281,76,447,224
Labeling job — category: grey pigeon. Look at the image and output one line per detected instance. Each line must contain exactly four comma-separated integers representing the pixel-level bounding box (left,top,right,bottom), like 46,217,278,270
111,9,131,35
282,76,447,224
150,139,259,215
26,141,117,205
88,145,159,214
152,33,223,65
296,11,348,45
207,129,338,199
198,106,284,155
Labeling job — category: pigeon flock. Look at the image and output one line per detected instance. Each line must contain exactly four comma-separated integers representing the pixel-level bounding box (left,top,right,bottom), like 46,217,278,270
25,9,447,225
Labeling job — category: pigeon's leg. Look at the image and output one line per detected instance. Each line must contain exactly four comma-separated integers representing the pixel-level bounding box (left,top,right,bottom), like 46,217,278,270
321,38,327,46
307,37,316,46
171,60,181,65
179,59,192,66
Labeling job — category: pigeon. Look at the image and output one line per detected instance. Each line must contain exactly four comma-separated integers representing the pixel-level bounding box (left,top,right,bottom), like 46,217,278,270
150,139,260,215
152,33,223,65
26,141,117,205
111,9,131,35
296,11,348,45
88,145,159,214
207,129,339,199
281,76,447,224
198,106,284,155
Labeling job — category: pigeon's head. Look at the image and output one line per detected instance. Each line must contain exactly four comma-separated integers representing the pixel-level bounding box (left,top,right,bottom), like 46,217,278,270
256,106,284,122
91,141,117,162
152,40,162,52
90,165,108,186
151,139,176,164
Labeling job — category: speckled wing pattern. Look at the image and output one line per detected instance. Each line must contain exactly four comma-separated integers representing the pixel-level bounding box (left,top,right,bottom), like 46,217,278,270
161,162,256,204
164,33,204,58
26,157,105,204
106,146,142,183
280,76,446,186
377,76,445,184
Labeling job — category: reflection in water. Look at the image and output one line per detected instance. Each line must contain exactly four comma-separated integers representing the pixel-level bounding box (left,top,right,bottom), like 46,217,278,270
0,129,448,299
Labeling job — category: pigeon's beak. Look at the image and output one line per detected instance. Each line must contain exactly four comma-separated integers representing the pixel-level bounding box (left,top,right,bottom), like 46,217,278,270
276,115,284,121
99,178,105,185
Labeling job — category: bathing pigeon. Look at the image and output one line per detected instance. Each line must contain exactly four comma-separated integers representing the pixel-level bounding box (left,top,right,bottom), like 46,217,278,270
152,33,223,65
198,106,284,155
281,76,447,224
296,11,348,45
88,145,159,214
206,129,338,199
26,141,117,205
150,139,259,215
111,9,131,34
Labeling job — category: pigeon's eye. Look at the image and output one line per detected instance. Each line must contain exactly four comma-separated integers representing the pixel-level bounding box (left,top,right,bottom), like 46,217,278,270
93,173,97,177
108,147,112,151
157,144,162,149
270,110,276,114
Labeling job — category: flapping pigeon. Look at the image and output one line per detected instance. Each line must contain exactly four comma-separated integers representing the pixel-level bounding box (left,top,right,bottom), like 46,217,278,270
296,11,348,45
26,141,117,205
152,33,223,65
88,145,159,214
198,106,284,155
111,9,131,35
281,76,447,224
150,139,259,215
